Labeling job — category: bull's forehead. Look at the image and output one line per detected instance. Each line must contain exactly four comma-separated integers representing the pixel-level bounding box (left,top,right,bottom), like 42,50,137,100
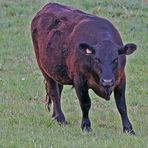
95,40,119,62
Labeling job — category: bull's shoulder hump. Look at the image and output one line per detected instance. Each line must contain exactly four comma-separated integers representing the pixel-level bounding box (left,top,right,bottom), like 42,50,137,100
42,3,87,14
42,3,76,11
34,3,90,20
31,3,92,33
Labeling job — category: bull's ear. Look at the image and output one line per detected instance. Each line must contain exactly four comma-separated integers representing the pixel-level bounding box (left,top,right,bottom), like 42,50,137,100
79,43,95,55
118,43,137,55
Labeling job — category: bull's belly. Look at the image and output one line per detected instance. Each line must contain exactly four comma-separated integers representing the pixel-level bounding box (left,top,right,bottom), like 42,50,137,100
51,73,73,85
39,51,73,84
46,64,73,85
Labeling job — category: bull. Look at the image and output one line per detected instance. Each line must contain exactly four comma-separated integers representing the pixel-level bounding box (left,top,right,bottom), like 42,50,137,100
31,3,137,135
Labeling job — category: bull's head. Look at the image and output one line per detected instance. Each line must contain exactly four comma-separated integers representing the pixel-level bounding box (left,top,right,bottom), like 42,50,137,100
79,40,137,99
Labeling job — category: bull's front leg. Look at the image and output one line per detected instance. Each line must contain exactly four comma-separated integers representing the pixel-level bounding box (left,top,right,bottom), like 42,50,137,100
114,74,135,135
74,77,92,132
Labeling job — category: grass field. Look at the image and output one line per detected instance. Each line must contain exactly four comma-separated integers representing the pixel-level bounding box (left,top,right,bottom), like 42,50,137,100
0,0,148,147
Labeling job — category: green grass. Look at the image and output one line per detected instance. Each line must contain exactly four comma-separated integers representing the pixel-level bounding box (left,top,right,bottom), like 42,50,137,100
0,0,148,147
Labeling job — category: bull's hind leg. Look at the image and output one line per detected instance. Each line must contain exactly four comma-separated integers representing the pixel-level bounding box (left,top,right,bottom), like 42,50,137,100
45,81,63,113
52,84,63,118
44,75,66,124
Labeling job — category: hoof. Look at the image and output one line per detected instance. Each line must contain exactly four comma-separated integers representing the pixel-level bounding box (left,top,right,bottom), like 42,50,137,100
123,127,136,135
81,118,92,132
53,114,67,125
82,126,92,133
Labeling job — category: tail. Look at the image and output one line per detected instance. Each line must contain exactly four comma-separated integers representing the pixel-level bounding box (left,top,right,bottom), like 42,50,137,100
44,80,52,112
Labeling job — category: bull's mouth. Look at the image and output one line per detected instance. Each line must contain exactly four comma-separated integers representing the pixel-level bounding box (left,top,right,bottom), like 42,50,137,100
104,87,113,100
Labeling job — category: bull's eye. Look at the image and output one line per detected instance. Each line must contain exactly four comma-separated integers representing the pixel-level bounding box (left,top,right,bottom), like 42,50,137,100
112,58,118,71
112,58,118,64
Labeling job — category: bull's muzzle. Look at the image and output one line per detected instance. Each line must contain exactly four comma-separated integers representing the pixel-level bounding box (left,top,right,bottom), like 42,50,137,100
100,78,115,100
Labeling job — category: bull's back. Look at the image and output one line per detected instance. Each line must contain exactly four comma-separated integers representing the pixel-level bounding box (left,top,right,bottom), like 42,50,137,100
31,3,122,55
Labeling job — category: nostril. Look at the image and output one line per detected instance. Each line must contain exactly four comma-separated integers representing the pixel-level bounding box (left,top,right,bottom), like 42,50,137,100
101,79,114,87
103,79,113,83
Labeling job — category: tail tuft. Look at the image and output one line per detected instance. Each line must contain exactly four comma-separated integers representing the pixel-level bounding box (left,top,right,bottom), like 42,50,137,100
45,94,52,112
44,80,52,112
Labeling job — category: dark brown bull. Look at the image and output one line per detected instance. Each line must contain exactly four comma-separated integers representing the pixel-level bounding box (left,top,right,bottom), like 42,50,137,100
31,3,137,134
